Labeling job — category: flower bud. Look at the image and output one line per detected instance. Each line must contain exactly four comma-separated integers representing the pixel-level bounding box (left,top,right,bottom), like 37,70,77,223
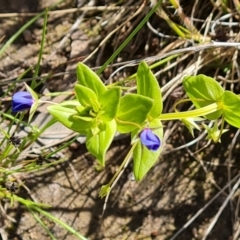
140,128,161,151
12,91,34,112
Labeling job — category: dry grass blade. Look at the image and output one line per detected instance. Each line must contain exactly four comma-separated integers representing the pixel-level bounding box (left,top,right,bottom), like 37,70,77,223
0,6,139,18
170,173,240,240
203,177,240,239
1,0,240,239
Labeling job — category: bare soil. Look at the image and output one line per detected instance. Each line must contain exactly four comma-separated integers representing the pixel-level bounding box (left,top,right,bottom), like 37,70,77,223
0,1,239,240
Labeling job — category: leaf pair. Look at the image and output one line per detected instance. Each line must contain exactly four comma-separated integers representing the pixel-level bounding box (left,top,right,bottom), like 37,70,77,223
183,74,240,128
131,61,164,181
48,63,121,165
115,61,163,134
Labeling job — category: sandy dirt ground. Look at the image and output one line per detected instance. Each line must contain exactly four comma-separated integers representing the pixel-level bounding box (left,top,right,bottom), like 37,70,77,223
0,1,239,240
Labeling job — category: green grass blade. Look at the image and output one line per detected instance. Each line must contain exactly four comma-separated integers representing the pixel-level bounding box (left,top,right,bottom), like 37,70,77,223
32,8,49,87
31,206,88,240
0,0,63,58
30,209,58,240
96,0,163,75
0,13,44,58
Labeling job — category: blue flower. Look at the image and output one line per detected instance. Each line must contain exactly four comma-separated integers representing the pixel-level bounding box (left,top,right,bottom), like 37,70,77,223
140,128,161,151
12,91,34,112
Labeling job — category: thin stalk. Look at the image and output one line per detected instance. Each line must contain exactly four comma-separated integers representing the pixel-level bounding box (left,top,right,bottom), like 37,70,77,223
30,209,57,240
31,206,88,240
159,103,221,120
96,0,163,75
0,0,63,57
32,8,49,87
109,141,137,187
99,141,138,198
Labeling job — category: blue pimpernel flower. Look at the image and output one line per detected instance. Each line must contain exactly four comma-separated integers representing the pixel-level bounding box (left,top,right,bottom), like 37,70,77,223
12,91,34,112
140,128,161,151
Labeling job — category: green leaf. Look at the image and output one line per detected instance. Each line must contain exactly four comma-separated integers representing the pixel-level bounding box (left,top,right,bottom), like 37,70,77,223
181,117,203,137
136,61,162,117
116,94,153,133
74,84,100,112
86,119,116,166
99,184,111,198
24,83,39,123
183,74,224,120
132,119,163,181
222,91,240,128
203,121,228,143
99,87,121,121
48,100,93,134
76,63,106,97
29,101,39,123
24,83,38,101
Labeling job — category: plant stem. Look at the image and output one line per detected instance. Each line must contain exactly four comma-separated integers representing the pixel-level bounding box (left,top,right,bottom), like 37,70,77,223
159,103,222,120
108,141,137,187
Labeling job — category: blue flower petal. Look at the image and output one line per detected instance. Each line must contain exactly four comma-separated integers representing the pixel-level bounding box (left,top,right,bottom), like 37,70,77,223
12,91,34,112
140,128,161,151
